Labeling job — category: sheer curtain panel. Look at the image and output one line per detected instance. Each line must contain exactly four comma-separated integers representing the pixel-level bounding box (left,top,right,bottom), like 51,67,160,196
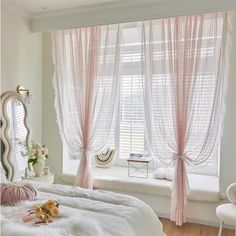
52,12,229,226
53,25,121,188
141,12,229,225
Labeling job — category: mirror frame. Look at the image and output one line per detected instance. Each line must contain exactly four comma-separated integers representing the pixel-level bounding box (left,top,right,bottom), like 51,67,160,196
1,91,31,181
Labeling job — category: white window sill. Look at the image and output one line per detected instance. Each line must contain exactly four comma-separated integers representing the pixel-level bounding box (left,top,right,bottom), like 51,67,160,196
61,166,220,203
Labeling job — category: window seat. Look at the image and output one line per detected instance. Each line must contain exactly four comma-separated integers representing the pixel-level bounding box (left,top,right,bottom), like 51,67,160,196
92,166,219,203
62,166,221,225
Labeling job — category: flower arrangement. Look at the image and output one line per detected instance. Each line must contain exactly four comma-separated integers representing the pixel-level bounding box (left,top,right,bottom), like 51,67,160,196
23,200,60,225
34,200,60,223
27,142,49,166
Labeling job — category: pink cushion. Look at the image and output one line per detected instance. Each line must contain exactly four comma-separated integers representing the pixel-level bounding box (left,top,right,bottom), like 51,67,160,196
0,183,37,205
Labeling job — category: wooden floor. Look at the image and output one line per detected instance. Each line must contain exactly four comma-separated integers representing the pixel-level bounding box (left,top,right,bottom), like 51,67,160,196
160,218,234,236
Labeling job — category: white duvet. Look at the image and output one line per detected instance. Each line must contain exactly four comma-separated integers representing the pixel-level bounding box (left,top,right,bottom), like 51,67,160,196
1,182,165,236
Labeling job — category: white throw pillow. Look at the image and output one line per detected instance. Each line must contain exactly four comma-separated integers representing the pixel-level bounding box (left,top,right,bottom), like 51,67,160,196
153,167,175,181
153,168,166,179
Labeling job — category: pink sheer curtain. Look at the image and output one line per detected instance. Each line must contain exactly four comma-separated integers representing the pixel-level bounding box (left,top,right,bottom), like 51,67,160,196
141,12,228,225
53,25,121,188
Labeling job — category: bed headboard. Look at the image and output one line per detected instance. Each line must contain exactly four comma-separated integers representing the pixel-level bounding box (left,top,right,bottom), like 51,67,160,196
1,91,31,181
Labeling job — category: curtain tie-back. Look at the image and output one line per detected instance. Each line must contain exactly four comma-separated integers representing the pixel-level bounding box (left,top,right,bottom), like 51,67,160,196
172,154,192,164
80,147,92,154
173,154,185,160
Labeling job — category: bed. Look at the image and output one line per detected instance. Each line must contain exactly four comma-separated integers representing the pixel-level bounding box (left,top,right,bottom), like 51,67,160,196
1,181,165,236
0,90,165,236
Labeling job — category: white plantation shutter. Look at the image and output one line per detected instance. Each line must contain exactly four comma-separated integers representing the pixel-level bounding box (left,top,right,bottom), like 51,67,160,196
119,75,144,158
117,26,145,159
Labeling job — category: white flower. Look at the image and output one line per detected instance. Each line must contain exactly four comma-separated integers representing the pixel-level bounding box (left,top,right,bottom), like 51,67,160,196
36,148,42,157
42,148,48,155
29,149,36,157
28,141,49,161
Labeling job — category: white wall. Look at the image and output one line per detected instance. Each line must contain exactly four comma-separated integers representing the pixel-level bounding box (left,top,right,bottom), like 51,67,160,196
42,12,236,189
1,3,42,143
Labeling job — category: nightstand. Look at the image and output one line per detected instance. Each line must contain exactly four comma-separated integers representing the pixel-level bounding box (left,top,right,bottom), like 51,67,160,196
23,173,54,184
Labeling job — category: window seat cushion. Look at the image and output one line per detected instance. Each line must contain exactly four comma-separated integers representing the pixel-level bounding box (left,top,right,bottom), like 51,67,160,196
93,167,219,203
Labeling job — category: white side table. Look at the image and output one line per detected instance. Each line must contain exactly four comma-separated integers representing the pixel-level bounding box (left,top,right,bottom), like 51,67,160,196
127,157,153,178
216,203,236,236
23,173,54,184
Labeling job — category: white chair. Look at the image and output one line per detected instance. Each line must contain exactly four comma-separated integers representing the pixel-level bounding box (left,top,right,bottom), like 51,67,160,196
216,183,236,236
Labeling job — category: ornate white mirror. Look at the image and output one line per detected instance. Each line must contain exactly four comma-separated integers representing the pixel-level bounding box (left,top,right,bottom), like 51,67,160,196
1,91,31,181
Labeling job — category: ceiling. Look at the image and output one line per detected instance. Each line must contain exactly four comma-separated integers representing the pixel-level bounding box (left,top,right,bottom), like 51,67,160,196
4,0,121,14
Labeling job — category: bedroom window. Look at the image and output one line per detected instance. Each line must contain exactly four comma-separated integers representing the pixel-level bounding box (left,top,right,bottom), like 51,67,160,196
63,16,224,176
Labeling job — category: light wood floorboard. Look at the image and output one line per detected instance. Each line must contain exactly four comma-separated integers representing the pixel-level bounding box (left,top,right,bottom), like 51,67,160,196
160,218,234,236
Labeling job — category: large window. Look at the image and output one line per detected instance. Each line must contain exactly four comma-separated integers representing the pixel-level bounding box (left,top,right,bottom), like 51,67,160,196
63,20,223,176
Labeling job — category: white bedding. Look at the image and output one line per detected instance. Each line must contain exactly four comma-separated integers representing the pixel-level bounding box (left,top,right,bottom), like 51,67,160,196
1,182,165,236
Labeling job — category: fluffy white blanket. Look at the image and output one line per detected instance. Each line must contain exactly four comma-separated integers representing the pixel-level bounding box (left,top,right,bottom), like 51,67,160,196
1,182,165,236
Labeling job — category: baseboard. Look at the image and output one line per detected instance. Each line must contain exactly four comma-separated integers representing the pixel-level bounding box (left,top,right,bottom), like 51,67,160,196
157,213,234,230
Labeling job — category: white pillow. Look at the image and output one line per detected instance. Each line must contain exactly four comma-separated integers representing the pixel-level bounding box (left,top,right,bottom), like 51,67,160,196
0,162,8,183
153,167,175,181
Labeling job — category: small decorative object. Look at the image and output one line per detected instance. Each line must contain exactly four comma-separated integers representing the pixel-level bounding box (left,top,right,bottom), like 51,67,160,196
0,183,37,205
26,141,49,177
95,148,116,168
23,199,60,225
43,166,50,175
129,153,144,160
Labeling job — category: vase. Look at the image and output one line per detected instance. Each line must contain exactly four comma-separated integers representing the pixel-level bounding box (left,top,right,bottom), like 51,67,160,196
33,159,45,177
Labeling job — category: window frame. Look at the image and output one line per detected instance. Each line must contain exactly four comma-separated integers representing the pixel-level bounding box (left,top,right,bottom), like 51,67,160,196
62,22,222,177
